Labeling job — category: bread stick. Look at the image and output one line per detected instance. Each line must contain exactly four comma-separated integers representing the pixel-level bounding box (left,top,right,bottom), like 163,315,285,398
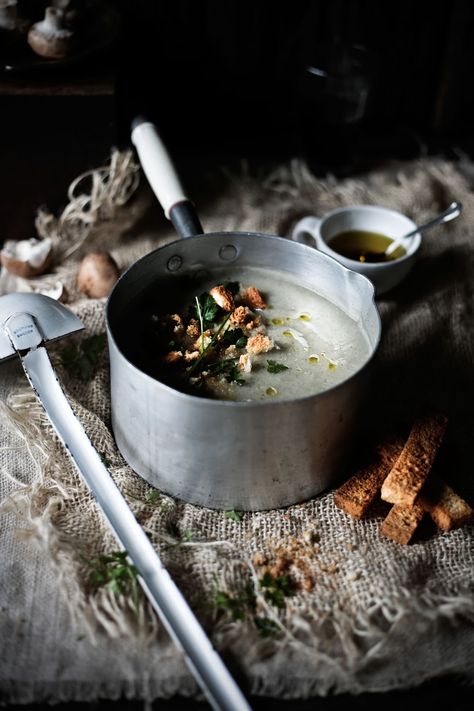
334,438,404,518
380,502,425,544
419,477,473,531
381,414,447,506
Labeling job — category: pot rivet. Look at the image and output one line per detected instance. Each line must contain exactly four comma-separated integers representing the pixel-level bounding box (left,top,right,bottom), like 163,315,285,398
167,255,183,272
219,244,238,261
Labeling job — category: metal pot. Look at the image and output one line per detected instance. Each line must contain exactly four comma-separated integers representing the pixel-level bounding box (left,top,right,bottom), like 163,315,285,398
106,120,381,511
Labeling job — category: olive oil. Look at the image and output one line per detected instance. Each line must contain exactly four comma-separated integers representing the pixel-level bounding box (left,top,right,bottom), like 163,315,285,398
329,230,406,263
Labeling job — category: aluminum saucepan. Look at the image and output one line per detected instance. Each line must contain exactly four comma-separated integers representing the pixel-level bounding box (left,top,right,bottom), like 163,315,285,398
106,119,381,511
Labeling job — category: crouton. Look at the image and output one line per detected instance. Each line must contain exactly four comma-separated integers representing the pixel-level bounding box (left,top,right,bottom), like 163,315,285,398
210,285,235,312
193,330,212,351
162,350,183,364
241,286,267,310
186,319,200,338
184,350,199,363
230,306,252,327
238,353,252,373
246,333,274,355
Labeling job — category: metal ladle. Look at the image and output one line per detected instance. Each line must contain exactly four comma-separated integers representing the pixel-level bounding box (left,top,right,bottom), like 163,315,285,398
0,293,251,711
384,201,462,257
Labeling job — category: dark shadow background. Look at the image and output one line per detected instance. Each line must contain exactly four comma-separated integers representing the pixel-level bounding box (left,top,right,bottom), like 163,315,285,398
2,0,474,236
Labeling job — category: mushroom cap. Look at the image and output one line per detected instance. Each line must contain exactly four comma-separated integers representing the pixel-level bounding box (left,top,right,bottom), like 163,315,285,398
77,251,120,299
0,238,53,277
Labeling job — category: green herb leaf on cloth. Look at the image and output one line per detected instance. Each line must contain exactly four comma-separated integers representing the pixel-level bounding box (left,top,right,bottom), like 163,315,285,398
60,333,107,382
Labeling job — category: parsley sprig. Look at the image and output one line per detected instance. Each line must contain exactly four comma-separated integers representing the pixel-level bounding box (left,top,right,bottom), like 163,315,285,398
187,312,232,377
60,334,107,382
87,550,140,612
266,360,289,374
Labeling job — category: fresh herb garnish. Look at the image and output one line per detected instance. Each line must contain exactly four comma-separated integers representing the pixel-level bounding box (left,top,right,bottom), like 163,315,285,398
145,490,162,505
166,521,193,542
187,313,232,376
222,327,247,348
254,616,281,637
60,333,107,382
260,572,294,608
266,360,289,374
193,292,221,328
214,585,255,621
214,584,281,637
99,452,112,467
87,550,140,612
206,359,245,385
225,509,244,522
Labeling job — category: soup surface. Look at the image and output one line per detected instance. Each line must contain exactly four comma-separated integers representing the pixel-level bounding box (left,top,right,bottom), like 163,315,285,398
127,266,372,401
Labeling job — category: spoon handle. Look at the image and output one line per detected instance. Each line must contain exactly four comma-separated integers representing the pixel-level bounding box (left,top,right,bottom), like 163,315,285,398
385,201,462,256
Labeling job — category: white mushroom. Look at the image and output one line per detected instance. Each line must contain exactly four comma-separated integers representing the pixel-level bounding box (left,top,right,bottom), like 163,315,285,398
77,251,120,299
0,237,53,277
27,6,75,59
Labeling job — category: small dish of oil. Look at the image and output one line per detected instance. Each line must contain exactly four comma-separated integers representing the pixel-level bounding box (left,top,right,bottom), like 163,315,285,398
328,230,406,263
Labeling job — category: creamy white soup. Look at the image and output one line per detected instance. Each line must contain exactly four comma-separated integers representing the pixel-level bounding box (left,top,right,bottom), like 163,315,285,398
138,266,371,401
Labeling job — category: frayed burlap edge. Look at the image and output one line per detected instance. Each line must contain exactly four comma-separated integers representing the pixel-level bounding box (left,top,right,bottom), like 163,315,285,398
1,388,474,702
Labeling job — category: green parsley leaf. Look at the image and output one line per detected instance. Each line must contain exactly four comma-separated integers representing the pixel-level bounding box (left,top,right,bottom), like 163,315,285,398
214,585,256,621
145,490,162,505
266,360,289,374
221,327,247,347
60,334,107,382
87,550,140,612
253,616,281,637
99,452,112,467
226,365,245,386
260,572,294,608
193,292,221,327
225,509,244,522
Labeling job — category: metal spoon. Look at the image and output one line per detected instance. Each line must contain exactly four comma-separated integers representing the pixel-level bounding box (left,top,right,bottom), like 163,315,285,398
384,201,462,257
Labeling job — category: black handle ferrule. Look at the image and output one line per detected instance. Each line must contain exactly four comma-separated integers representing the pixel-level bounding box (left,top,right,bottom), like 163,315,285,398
169,200,204,239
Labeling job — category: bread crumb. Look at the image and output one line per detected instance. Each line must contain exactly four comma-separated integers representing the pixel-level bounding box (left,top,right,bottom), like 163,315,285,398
246,333,274,355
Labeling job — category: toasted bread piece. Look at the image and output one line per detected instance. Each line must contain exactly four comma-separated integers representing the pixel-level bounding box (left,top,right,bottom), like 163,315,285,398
419,476,473,531
241,286,267,310
210,285,235,312
381,414,448,506
334,438,404,519
380,502,425,544
246,333,274,355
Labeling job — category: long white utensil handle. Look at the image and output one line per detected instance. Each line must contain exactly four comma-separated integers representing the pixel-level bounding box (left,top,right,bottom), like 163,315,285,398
131,118,187,218
6,316,250,711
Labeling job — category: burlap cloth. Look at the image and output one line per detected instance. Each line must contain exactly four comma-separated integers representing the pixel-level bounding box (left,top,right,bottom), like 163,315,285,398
1,154,474,703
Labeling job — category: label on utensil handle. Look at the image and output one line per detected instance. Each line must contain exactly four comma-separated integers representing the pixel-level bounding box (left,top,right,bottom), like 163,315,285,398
5,312,43,352
131,120,188,219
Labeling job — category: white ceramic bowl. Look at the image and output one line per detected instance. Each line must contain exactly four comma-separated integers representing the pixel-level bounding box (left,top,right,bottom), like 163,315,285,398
292,205,421,295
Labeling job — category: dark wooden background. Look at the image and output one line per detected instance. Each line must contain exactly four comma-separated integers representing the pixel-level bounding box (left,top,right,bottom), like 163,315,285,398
2,0,474,237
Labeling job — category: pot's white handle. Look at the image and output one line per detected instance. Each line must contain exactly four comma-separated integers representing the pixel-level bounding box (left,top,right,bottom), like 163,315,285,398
291,216,323,248
131,118,203,238
131,118,187,218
